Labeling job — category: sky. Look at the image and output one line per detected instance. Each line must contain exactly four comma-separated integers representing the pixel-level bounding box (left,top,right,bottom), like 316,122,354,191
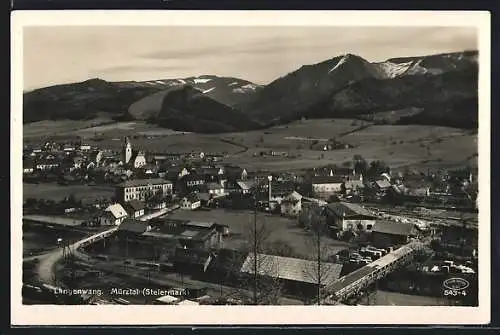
23,26,477,91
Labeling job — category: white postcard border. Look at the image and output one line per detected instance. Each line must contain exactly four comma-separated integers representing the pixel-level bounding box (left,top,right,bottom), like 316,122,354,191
11,10,491,325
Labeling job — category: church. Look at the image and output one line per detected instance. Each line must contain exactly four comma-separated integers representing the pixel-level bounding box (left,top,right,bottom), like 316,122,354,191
122,137,146,169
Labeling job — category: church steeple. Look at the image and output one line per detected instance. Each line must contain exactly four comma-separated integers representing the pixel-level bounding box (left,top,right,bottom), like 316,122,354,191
123,137,132,164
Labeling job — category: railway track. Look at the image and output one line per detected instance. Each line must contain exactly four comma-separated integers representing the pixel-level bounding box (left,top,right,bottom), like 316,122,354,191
365,206,478,228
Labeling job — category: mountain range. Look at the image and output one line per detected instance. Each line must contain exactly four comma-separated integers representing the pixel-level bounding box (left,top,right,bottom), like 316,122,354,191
23,50,478,132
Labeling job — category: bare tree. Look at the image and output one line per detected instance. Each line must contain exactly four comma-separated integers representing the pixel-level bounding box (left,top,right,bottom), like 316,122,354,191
238,213,283,305
302,207,338,305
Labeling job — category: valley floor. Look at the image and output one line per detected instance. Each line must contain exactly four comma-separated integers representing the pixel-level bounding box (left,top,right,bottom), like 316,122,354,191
23,118,478,172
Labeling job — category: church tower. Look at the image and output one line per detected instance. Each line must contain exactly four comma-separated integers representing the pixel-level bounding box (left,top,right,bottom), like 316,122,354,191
123,137,132,164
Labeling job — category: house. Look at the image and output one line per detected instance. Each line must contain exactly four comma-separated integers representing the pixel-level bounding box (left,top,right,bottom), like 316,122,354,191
73,157,84,169
147,199,168,210
152,155,169,165
142,163,159,175
280,191,303,217
342,180,365,195
116,218,150,240
35,159,59,171
86,161,96,170
80,144,92,151
247,179,297,209
197,193,212,206
164,167,187,181
200,167,224,182
23,159,35,174
115,178,173,202
235,180,256,194
31,148,42,156
181,194,201,210
181,221,223,249
206,182,225,197
313,166,354,178
97,203,128,225
124,199,146,218
141,219,223,260
324,202,377,234
371,221,418,248
312,176,344,199
181,173,205,190
63,144,76,152
380,172,391,182
375,179,392,191
90,150,104,166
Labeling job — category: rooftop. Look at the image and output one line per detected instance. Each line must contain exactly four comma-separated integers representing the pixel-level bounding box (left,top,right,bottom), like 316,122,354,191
183,194,200,202
184,221,217,229
372,220,417,236
240,253,343,286
375,179,392,189
312,176,344,184
144,219,216,241
118,219,148,233
141,231,176,240
117,178,172,188
325,202,375,218
105,203,128,219
200,167,220,175
125,199,145,211
281,191,303,203
236,180,256,190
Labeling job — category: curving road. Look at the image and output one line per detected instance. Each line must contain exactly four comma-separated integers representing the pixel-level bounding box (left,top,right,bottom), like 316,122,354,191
30,227,118,285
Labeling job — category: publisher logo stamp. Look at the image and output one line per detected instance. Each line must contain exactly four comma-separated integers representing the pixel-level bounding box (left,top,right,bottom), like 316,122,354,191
443,277,469,297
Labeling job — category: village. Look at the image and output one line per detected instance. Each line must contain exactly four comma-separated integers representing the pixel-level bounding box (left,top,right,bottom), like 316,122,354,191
22,135,479,306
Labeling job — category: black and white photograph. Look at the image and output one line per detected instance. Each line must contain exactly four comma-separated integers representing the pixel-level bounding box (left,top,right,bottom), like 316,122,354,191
11,10,490,325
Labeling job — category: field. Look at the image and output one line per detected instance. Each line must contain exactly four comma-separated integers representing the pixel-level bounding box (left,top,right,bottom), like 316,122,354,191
87,133,241,155
222,118,372,150
223,121,477,172
23,118,478,172
23,117,116,140
167,209,351,259
23,182,114,202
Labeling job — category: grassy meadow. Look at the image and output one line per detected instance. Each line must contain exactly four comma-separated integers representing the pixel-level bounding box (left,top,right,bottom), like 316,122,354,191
23,118,478,172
